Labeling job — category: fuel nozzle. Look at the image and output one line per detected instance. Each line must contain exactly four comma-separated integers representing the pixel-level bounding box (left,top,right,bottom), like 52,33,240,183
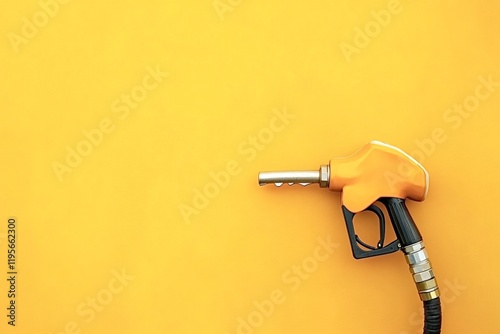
257,141,442,334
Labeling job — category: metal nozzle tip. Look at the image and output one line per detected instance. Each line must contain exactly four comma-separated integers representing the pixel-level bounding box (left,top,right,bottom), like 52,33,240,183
258,166,330,188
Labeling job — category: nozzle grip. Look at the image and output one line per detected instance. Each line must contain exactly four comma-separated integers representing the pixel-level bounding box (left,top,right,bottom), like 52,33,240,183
379,197,423,247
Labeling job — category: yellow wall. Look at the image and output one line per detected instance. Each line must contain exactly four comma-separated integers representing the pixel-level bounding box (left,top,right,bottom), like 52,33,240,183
1,0,499,333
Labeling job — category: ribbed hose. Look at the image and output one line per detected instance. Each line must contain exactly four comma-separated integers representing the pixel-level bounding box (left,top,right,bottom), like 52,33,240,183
423,297,441,334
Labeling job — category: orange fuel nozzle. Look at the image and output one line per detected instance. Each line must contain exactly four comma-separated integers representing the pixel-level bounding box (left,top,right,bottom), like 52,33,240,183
258,140,429,213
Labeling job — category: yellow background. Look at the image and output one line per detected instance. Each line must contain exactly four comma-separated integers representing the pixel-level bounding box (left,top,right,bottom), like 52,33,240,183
1,0,499,333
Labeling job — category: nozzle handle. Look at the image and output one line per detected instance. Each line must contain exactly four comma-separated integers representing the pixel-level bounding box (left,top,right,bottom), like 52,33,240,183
379,197,422,247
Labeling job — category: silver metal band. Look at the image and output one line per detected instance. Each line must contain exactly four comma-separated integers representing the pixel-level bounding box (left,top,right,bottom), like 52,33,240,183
403,241,440,301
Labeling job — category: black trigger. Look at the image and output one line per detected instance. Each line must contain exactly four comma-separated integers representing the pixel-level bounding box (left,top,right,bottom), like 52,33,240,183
342,204,401,259
355,234,377,250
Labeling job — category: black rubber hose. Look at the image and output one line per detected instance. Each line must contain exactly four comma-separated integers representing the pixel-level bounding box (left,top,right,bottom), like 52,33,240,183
423,297,442,334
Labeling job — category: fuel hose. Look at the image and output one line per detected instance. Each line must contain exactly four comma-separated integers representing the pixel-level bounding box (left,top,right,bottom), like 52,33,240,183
423,298,442,333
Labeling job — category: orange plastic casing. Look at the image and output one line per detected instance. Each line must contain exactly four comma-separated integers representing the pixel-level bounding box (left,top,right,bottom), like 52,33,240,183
329,141,429,213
